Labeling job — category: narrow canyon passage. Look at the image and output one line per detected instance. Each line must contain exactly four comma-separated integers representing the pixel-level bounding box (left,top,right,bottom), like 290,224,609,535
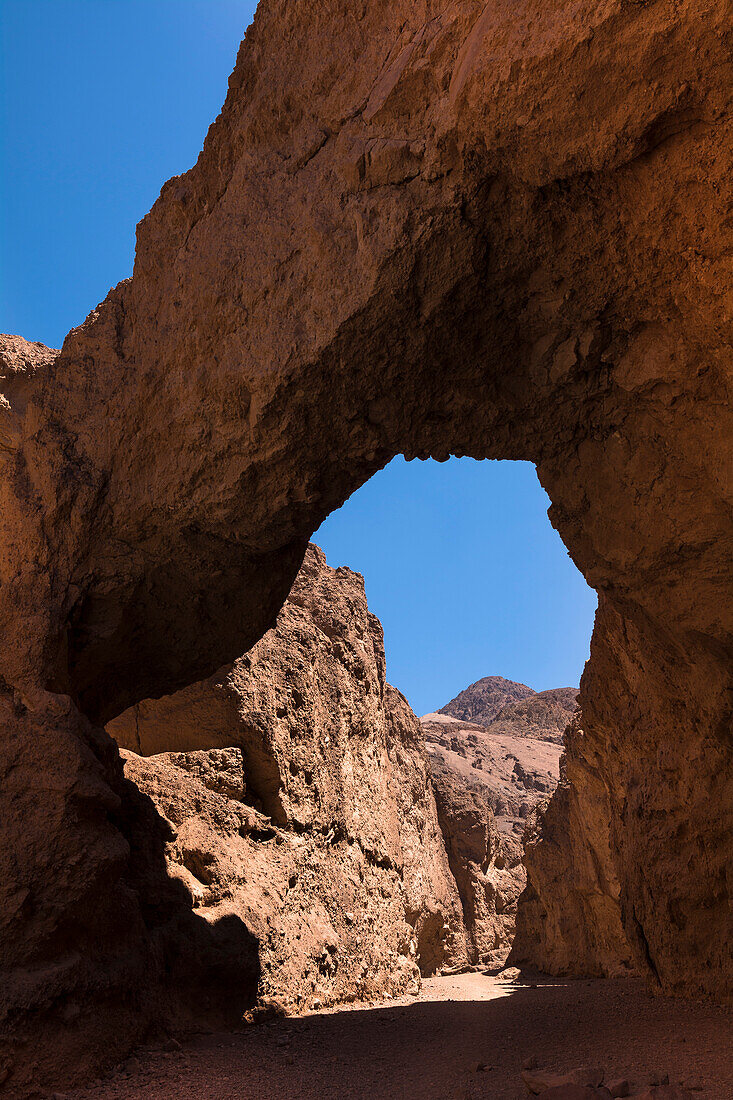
66,974,733,1100
1,0,732,1093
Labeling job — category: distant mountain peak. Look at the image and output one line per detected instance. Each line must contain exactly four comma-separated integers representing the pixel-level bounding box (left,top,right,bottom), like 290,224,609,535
438,675,536,726
434,678,578,743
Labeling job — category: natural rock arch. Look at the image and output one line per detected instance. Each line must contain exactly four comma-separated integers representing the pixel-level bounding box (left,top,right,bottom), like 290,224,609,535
0,0,731,1090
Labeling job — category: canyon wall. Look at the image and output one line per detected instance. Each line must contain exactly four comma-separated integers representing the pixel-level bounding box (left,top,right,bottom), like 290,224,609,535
1,0,732,1090
109,545,466,1016
514,595,733,993
511,713,635,978
1,546,466,1094
422,691,565,969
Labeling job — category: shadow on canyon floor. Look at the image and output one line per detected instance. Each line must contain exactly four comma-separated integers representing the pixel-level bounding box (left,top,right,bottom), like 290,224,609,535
67,973,733,1100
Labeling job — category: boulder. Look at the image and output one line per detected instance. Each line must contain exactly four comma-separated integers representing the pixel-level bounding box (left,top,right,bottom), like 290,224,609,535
523,1067,605,1094
607,1082,630,1098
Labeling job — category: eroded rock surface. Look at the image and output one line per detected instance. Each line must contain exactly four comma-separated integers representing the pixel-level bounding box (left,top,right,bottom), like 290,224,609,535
511,714,635,979
1,0,732,1089
111,546,466,1011
436,680,577,742
438,676,537,726
486,688,578,744
422,703,562,968
0,547,465,1094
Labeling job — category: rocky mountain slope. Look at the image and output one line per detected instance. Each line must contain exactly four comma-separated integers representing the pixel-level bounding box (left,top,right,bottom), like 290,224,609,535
108,545,466,1022
439,677,577,743
422,687,566,968
439,676,536,725
487,687,578,743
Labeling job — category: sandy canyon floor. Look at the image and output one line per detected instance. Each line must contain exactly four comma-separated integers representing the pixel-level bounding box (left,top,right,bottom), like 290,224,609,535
64,973,733,1100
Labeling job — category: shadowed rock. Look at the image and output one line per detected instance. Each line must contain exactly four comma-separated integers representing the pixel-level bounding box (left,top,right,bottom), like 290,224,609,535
109,545,466,1011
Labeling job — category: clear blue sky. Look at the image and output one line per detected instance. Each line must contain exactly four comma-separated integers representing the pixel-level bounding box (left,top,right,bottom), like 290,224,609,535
0,2,596,716
316,460,596,714
1,0,252,347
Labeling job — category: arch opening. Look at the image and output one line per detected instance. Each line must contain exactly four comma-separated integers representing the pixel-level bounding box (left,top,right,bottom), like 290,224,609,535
104,456,618,989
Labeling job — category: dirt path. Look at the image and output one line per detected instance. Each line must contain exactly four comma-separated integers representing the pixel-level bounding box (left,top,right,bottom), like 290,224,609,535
67,974,733,1099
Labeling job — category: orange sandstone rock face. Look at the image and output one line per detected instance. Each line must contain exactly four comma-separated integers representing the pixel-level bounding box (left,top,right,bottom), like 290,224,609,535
108,545,466,1011
0,0,732,1089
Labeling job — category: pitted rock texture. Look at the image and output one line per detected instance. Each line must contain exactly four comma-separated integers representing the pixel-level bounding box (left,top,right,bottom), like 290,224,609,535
422,706,562,967
121,743,431,1018
110,546,466,1006
511,714,636,979
0,547,465,1094
0,0,732,1089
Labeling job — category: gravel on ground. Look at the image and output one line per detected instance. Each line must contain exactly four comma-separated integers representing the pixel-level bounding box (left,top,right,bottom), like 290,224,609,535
65,973,733,1100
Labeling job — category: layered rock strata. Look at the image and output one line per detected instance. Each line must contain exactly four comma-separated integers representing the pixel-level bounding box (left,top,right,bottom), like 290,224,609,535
1,0,732,1088
109,546,466,1013
422,701,563,968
